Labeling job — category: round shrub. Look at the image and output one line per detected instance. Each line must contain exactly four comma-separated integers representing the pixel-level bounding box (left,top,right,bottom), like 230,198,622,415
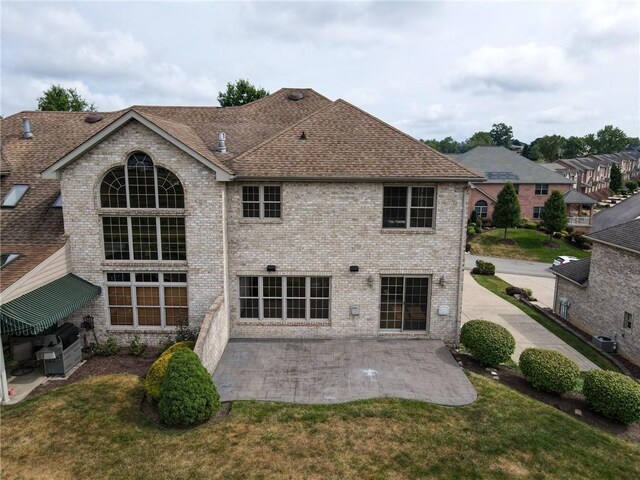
467,226,476,236
471,260,495,276
460,320,515,366
583,370,640,424
519,348,579,394
159,348,220,426
145,341,195,402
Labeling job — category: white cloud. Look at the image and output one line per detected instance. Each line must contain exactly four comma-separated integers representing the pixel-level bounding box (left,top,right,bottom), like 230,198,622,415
531,105,601,125
448,43,572,94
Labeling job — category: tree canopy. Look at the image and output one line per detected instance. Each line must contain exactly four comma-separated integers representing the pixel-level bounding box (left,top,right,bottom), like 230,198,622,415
490,123,514,148
492,182,521,240
536,135,565,162
37,84,95,112
540,190,567,241
217,79,269,107
467,131,493,149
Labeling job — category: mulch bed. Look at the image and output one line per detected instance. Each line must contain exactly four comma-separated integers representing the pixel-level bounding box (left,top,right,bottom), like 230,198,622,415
453,351,640,444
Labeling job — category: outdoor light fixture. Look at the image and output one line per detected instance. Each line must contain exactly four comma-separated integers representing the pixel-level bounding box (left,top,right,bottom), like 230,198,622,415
367,276,374,288
266,265,277,272
439,276,446,287
349,265,359,272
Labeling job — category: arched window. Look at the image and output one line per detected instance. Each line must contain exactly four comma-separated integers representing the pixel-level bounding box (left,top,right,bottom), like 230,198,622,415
100,152,184,209
474,200,488,218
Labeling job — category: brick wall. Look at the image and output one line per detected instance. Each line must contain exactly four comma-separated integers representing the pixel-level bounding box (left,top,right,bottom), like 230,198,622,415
468,183,571,221
555,243,640,365
227,182,467,344
59,120,225,345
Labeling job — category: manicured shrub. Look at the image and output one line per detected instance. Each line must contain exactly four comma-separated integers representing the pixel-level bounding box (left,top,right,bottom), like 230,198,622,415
145,341,195,402
467,226,476,236
129,335,147,357
460,320,515,366
471,260,495,276
625,180,638,192
519,348,580,394
505,286,525,297
159,348,219,426
93,335,119,356
519,218,537,230
583,370,640,424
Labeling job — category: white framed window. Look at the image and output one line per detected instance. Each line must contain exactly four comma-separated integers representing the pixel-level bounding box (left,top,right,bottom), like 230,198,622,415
383,186,436,229
474,200,488,218
238,276,330,321
2,185,29,208
106,272,188,328
102,216,186,261
242,185,281,219
532,206,544,219
535,184,548,195
380,276,429,331
624,312,633,330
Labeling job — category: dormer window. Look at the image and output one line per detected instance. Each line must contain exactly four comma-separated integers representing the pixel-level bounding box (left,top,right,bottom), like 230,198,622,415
1,184,29,208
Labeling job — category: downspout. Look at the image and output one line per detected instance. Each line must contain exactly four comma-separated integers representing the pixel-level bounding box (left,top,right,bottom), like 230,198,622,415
454,183,470,348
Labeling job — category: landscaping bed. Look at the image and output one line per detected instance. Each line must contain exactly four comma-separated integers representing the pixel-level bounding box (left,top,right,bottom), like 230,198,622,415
453,351,640,445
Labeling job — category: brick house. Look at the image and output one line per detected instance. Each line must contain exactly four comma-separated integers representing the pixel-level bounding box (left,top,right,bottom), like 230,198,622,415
451,146,572,223
1,88,482,374
550,220,640,366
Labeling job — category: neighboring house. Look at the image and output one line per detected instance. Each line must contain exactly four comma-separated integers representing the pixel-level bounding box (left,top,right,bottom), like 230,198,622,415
1,88,482,376
550,220,640,366
549,150,640,200
450,146,572,223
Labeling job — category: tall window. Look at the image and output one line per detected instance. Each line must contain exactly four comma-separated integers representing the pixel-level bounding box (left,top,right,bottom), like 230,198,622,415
535,184,548,195
106,272,188,327
100,152,186,261
532,206,544,219
242,185,281,219
239,276,330,321
474,200,488,218
383,186,436,229
100,152,184,209
380,276,429,331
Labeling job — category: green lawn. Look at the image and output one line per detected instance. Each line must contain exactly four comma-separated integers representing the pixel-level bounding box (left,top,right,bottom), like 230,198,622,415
469,228,591,263
471,273,619,372
2,374,638,479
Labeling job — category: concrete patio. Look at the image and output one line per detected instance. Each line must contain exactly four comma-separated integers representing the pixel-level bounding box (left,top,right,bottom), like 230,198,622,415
213,338,477,406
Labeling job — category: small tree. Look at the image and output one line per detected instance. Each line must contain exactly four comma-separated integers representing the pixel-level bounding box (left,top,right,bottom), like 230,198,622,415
217,79,269,107
37,84,95,111
490,123,514,148
609,164,623,193
540,190,567,241
469,209,478,224
492,182,521,240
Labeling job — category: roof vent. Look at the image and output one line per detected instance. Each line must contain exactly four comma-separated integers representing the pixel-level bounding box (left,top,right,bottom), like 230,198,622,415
21,118,33,139
84,113,104,124
217,132,227,153
288,91,304,101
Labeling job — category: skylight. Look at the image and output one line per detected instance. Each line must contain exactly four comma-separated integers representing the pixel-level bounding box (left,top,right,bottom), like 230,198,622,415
0,253,20,268
1,184,29,208
53,193,63,208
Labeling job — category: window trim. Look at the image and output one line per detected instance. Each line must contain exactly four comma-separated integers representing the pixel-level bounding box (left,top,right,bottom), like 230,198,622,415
532,206,544,219
241,185,282,220
237,276,331,322
382,185,437,230
379,274,431,332
624,311,633,330
1,184,30,208
534,184,549,195
105,271,188,328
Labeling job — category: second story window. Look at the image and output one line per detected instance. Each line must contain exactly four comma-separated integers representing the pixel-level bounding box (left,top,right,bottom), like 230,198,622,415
1,184,29,208
242,185,281,219
535,184,548,195
383,186,435,229
103,217,186,261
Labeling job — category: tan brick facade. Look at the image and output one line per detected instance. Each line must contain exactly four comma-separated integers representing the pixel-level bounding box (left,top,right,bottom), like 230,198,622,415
555,244,640,365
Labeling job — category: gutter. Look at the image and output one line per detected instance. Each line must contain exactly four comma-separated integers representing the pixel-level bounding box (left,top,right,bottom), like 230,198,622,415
231,175,485,183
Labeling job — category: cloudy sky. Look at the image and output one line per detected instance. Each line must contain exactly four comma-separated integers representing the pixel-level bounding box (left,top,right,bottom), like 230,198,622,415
2,0,639,142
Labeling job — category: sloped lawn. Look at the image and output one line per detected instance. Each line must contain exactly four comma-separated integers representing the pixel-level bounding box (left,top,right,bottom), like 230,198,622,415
469,228,591,263
2,374,639,479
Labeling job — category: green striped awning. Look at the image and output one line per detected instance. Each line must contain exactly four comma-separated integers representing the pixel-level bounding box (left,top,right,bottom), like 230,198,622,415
0,274,101,336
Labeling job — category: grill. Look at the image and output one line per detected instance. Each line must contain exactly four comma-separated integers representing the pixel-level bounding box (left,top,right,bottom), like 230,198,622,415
35,323,82,375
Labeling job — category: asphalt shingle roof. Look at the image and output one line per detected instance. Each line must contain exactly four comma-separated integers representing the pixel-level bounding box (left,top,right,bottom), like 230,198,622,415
586,219,640,253
564,189,598,205
550,258,591,285
454,146,573,184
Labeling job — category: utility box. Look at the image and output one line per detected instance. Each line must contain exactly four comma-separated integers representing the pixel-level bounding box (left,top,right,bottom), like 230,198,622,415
438,305,450,316
350,305,360,316
592,335,617,353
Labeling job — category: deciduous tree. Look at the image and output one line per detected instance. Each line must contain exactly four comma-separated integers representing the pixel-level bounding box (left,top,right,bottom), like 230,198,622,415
490,123,514,148
536,135,565,162
37,84,95,112
217,79,269,107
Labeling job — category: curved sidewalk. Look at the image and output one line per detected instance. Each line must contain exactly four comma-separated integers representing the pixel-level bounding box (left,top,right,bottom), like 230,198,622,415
462,271,598,371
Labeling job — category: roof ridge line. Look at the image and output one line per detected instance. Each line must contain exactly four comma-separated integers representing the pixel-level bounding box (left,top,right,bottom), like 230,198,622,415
229,100,337,164
332,98,483,179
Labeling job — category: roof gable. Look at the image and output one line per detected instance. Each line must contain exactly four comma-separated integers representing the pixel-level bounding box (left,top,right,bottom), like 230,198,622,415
230,99,483,180
586,220,640,254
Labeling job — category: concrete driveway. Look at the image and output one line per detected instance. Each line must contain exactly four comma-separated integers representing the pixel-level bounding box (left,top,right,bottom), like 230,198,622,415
213,338,477,406
462,271,597,370
498,273,556,309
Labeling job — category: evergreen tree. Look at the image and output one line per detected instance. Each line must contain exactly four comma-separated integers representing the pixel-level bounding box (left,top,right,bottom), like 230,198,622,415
609,164,623,192
540,190,567,242
492,182,521,240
